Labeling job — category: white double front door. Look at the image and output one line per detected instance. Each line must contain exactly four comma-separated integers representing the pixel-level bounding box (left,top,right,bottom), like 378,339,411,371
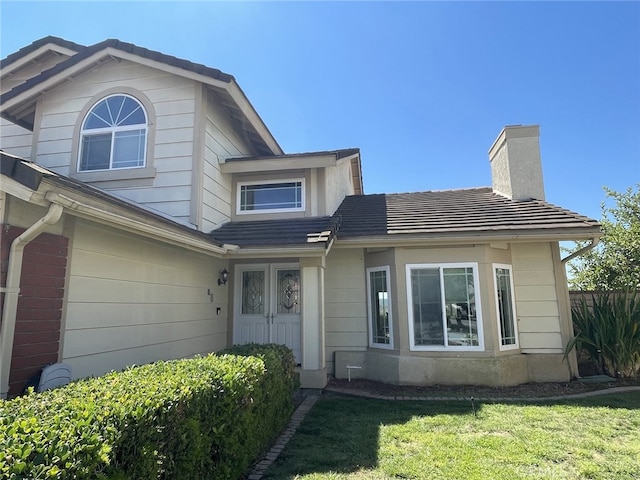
233,263,302,363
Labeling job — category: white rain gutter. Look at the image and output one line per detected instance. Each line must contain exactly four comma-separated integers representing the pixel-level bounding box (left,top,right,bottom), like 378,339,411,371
0,203,63,399
561,238,600,264
44,191,230,256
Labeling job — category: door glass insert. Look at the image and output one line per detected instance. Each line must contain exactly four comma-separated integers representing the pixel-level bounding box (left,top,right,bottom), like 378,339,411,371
242,270,265,314
276,269,300,314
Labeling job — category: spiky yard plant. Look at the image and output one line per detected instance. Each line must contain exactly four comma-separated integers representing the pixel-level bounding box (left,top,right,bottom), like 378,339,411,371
565,290,640,378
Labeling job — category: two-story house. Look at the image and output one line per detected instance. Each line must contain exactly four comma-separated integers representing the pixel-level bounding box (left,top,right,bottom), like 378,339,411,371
0,37,600,398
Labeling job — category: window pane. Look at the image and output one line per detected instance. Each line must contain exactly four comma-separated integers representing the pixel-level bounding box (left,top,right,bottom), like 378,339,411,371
277,269,300,314
240,182,303,211
496,268,517,346
84,99,112,129
443,267,478,346
242,271,264,315
369,270,390,345
113,130,145,168
80,133,111,170
411,268,444,346
115,96,145,125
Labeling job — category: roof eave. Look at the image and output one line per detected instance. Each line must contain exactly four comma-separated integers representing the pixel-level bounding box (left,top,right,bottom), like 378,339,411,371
333,229,603,248
1,42,284,156
224,245,329,259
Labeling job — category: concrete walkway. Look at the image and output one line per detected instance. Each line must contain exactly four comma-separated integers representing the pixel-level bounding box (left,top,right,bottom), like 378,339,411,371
246,385,640,479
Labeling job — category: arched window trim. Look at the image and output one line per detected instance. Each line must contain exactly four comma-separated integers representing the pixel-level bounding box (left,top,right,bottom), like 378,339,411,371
78,93,148,172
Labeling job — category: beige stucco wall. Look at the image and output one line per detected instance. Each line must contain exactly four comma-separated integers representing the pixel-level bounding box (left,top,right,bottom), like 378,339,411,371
323,158,355,216
62,218,229,380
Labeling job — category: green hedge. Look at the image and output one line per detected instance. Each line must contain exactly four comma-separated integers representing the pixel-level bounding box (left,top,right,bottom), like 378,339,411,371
0,344,296,479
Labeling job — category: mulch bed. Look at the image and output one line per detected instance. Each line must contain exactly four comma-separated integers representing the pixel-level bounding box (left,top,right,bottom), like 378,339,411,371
325,376,640,399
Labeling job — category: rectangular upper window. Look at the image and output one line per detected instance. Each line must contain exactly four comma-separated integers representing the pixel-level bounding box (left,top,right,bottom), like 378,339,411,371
237,179,305,214
367,266,393,349
406,263,484,351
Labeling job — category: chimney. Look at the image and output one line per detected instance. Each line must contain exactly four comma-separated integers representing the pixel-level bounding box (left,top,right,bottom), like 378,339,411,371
488,125,545,201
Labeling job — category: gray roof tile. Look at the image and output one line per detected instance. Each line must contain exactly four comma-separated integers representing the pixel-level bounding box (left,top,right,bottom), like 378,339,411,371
210,217,339,247
334,188,600,238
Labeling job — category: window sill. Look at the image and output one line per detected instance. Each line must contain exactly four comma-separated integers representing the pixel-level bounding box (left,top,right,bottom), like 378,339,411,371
70,166,156,183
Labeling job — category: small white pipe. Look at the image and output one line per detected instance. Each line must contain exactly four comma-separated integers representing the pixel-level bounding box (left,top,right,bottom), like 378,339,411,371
0,203,63,399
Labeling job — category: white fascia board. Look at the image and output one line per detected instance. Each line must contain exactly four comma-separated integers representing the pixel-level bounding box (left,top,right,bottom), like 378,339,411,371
223,81,283,155
333,231,603,249
1,53,111,113
0,175,48,205
107,50,282,155
224,247,328,259
220,155,336,174
42,189,228,257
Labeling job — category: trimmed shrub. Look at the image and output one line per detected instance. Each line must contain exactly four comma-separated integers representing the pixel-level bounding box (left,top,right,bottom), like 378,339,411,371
0,344,296,479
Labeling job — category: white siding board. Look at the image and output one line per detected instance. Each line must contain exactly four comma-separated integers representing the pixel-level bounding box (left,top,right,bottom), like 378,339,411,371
65,303,221,329
65,333,227,381
37,125,75,142
35,138,73,155
519,332,563,350
154,127,195,145
153,157,193,173
64,319,221,357
153,170,193,187
0,119,32,158
108,185,191,203
154,142,194,158
40,111,80,128
155,99,196,116
155,113,195,130
324,249,368,374
514,285,557,301
326,333,369,348
518,317,561,333
63,221,228,380
511,242,562,352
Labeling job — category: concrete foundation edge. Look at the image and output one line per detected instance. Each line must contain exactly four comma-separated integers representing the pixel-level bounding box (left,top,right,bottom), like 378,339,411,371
334,350,571,387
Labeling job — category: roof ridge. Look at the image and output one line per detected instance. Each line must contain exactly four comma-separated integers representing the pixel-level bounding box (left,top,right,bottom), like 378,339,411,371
1,37,235,106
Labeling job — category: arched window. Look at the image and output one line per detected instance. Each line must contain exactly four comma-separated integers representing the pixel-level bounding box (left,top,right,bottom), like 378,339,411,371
78,94,147,171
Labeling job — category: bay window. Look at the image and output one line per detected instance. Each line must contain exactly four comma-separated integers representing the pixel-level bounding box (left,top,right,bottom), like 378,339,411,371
407,263,483,351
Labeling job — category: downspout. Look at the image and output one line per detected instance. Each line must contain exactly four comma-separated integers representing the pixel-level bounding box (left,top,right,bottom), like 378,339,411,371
561,238,599,264
558,237,599,380
0,203,64,399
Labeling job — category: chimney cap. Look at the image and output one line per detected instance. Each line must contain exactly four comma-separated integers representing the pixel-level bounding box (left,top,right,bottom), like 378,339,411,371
488,125,540,158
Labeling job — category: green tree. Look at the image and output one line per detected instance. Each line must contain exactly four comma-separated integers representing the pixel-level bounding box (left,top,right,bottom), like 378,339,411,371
567,184,640,291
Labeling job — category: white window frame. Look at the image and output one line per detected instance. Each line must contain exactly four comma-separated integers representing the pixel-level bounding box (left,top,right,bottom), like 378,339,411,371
77,94,148,172
406,262,484,352
236,178,305,215
493,264,520,351
366,266,394,350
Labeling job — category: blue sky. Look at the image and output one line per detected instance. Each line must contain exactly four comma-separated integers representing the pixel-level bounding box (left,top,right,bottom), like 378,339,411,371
1,1,638,221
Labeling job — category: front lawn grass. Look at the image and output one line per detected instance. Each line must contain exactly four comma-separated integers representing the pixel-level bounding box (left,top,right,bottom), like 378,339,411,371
263,392,640,480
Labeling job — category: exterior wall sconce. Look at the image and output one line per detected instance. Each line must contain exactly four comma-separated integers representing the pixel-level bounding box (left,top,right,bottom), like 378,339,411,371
218,268,229,286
